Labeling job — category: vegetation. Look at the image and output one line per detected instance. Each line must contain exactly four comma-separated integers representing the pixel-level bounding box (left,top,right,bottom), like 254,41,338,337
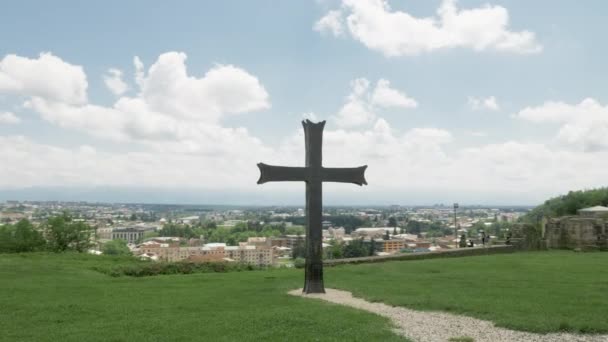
2,251,608,339
101,239,131,256
287,215,370,233
158,221,304,246
0,219,46,253
330,251,608,333
407,220,451,237
0,253,407,342
522,187,608,222
45,213,93,252
448,337,474,342
96,260,263,277
0,214,92,254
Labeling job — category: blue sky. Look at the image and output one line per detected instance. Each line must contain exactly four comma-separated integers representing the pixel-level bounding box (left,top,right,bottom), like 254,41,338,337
1,0,607,205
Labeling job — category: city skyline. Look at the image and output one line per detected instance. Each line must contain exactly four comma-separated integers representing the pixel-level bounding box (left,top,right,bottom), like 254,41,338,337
1,0,608,205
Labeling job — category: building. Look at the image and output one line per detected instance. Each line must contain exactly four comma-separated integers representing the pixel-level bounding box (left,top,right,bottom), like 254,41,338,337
111,225,156,243
577,206,608,218
137,242,277,266
112,228,145,243
353,227,394,239
246,237,271,248
382,239,406,253
224,245,275,266
97,226,114,240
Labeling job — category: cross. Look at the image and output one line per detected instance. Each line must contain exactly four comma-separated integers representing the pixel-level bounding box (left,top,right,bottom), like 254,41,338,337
257,120,367,294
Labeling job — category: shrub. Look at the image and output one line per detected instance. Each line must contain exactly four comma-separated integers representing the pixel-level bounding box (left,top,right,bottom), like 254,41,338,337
294,257,306,269
98,261,263,277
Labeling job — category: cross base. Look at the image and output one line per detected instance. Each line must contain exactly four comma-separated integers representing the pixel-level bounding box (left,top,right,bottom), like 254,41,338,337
303,261,325,294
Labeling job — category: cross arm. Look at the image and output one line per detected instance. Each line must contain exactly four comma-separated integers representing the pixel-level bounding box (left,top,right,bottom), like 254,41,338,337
322,165,368,186
257,163,308,184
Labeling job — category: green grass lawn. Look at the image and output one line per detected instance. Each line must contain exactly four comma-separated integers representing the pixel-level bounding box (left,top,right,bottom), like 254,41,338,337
328,250,608,334
0,253,406,342
1,251,607,341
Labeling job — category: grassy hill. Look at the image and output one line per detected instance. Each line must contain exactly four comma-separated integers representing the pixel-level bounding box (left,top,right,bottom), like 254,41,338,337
523,187,608,222
2,251,608,341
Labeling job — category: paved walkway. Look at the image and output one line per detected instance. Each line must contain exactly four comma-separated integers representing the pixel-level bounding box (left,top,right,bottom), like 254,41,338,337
289,288,608,342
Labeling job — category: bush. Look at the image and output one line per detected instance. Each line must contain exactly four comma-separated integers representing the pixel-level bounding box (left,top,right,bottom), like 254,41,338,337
294,258,306,269
102,239,131,256
98,261,263,277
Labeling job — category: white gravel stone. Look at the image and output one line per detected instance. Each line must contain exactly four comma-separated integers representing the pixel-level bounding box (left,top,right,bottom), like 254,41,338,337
289,288,608,342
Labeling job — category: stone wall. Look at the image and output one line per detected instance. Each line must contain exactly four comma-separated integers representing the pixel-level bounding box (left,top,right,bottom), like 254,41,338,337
544,216,607,250
324,245,517,266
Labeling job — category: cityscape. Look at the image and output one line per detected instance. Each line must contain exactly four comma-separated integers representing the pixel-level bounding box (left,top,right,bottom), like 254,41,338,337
0,200,528,266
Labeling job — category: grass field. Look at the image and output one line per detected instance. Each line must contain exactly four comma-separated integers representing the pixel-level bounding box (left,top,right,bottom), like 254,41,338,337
328,250,608,334
0,253,406,342
1,251,607,341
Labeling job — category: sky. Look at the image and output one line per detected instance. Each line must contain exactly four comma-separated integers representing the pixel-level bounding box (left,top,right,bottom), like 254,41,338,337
1,0,607,206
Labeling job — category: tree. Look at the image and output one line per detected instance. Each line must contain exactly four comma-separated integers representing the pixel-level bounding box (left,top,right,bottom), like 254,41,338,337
343,239,368,258
388,217,397,229
102,239,131,255
0,219,46,253
142,231,159,240
328,240,344,259
383,230,390,240
291,236,306,259
158,223,196,238
369,238,377,256
45,213,92,252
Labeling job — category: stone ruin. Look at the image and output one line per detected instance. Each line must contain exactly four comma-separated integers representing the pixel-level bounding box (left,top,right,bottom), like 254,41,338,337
543,207,608,251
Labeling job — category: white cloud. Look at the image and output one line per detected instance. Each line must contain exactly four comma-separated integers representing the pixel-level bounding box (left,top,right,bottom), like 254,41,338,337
302,112,320,121
468,96,499,111
516,98,608,151
0,52,87,104
0,111,20,124
372,79,417,109
470,131,488,137
5,52,271,154
103,68,129,96
333,78,417,128
0,135,270,190
134,56,145,88
314,10,344,36
316,0,542,56
4,52,608,204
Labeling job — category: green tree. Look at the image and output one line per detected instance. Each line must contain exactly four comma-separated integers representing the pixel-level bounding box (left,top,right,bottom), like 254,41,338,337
102,239,131,255
369,238,377,256
45,213,92,252
291,236,306,259
285,225,305,235
0,219,46,253
343,239,368,258
328,239,344,259
158,223,196,238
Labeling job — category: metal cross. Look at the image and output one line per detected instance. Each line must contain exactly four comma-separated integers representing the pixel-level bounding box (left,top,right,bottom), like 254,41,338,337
257,120,367,293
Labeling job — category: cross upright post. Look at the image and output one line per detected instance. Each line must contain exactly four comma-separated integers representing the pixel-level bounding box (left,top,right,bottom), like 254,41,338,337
257,120,367,294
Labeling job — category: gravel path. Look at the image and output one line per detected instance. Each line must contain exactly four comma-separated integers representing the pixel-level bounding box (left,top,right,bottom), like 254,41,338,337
289,288,608,342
